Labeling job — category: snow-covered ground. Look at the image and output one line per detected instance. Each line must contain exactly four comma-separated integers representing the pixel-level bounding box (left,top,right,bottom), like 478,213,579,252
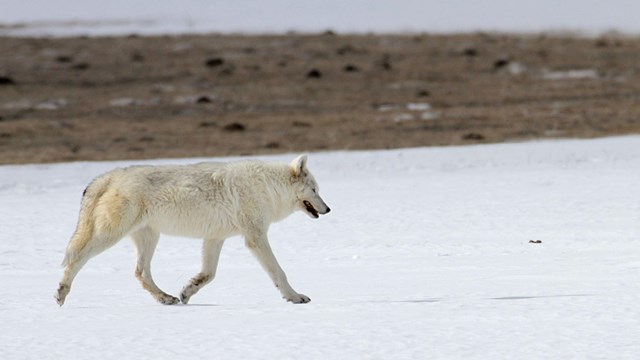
1,137,638,359
1,0,640,36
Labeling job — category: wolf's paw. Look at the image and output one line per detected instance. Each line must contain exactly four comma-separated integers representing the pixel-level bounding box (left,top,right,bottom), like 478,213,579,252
157,294,180,305
179,289,192,304
285,293,311,304
54,294,64,307
55,284,69,307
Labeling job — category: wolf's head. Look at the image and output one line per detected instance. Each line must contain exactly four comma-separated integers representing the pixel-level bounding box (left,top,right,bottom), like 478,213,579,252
289,155,331,219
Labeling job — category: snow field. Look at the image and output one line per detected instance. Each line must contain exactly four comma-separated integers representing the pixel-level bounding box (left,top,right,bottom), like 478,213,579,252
0,136,639,359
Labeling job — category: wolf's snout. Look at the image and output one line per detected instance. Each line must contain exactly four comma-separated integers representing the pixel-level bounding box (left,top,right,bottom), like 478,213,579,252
324,207,331,214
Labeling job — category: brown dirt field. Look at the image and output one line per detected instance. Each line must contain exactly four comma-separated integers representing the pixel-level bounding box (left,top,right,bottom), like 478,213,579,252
0,32,639,164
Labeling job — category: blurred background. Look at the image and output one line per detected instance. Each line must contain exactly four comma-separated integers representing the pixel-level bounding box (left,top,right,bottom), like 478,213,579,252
1,0,639,163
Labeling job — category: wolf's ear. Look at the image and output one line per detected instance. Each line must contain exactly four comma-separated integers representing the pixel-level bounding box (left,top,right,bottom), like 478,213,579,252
290,154,308,177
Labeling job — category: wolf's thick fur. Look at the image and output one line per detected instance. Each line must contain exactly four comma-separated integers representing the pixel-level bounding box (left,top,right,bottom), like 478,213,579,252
55,155,330,306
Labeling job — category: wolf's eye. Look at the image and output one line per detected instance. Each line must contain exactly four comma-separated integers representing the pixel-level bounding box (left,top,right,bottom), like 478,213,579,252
312,188,317,193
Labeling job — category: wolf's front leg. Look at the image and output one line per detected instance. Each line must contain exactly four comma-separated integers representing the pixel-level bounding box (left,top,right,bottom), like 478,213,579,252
245,233,310,304
180,238,225,304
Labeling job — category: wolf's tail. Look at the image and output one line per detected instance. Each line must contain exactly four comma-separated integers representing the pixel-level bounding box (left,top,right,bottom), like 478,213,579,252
61,175,112,267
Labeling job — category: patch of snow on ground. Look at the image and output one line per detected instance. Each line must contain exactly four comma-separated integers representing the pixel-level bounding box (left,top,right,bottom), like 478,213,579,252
0,137,639,359
406,103,431,111
542,69,600,80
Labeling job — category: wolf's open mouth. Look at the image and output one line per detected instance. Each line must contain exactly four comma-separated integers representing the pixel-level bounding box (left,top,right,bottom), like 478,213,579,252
303,200,319,218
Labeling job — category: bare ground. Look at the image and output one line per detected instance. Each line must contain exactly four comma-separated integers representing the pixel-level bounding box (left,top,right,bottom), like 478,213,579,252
0,32,639,164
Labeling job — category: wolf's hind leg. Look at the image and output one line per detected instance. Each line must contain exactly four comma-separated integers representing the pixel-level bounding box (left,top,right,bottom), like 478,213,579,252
180,238,225,304
56,229,130,306
132,227,179,305
55,256,89,306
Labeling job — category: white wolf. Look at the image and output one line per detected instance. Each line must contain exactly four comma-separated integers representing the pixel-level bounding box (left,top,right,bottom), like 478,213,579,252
55,155,330,306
